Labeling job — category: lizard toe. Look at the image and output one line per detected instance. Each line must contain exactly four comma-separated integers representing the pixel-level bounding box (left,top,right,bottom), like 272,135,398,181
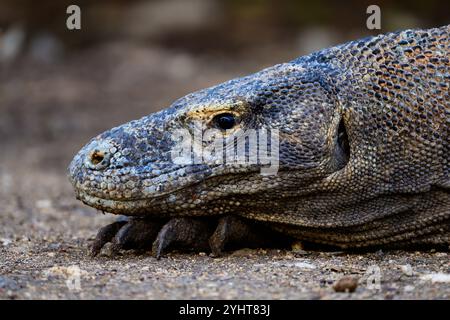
209,215,292,257
152,217,215,259
91,219,127,256
112,218,165,251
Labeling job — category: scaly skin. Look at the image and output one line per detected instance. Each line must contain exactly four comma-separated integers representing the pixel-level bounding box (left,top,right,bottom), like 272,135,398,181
69,25,449,256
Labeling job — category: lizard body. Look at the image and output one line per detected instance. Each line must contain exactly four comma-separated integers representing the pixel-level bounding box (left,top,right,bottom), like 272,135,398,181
69,25,449,256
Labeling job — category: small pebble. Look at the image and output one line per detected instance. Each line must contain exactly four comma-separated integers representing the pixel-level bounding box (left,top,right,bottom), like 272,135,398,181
100,242,118,257
1,238,12,246
333,276,359,293
231,248,255,257
291,241,304,252
404,285,415,292
400,264,413,276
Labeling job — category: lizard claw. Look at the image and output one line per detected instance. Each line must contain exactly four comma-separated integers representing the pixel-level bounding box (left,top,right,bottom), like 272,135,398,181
91,219,127,256
208,216,240,257
91,215,292,258
91,217,164,256
152,218,214,259
112,218,163,250
208,216,292,257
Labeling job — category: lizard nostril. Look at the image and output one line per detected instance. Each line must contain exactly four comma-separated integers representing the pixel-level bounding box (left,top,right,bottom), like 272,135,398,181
85,145,113,170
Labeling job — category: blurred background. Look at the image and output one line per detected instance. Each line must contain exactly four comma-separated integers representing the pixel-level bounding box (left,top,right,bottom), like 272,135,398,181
0,0,448,223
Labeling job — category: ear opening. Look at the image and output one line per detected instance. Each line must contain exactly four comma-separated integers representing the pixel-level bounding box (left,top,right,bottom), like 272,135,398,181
335,117,350,168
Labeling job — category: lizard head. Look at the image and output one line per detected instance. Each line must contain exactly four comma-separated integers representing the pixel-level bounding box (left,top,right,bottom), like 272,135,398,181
69,60,351,218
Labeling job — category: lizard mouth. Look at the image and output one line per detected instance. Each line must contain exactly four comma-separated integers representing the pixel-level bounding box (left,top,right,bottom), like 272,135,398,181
72,164,212,201
72,163,273,215
71,165,268,215
76,192,166,215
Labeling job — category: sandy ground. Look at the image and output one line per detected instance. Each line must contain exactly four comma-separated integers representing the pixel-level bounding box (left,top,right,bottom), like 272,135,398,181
0,43,449,300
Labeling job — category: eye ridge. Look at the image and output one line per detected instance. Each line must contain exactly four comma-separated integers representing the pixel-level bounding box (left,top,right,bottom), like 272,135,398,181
213,113,236,130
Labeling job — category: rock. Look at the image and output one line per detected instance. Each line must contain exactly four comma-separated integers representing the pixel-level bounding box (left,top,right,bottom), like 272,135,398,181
333,276,359,293
400,264,413,276
291,241,311,256
291,241,304,252
230,248,255,257
99,242,118,257
404,285,415,292
44,265,88,278
293,261,316,269
1,238,12,246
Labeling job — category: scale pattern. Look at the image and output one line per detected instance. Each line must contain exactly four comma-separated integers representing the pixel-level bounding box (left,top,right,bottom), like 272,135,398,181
69,25,449,249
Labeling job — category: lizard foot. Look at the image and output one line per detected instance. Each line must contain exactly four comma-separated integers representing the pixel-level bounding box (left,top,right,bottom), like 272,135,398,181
111,217,164,252
91,215,292,258
152,217,215,259
91,219,127,256
209,216,292,257
91,217,164,256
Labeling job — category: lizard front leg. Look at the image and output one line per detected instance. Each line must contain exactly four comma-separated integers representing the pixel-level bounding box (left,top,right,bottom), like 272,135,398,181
152,217,215,259
91,217,165,256
209,216,292,257
91,215,292,258
91,216,215,258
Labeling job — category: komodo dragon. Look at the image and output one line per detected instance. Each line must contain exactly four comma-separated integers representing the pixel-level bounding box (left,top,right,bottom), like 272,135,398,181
69,25,449,258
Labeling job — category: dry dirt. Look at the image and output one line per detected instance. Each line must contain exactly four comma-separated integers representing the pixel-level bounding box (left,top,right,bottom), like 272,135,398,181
0,43,449,300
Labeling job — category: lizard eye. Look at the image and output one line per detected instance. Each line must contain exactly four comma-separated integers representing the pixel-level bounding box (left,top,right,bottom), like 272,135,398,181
213,113,236,130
